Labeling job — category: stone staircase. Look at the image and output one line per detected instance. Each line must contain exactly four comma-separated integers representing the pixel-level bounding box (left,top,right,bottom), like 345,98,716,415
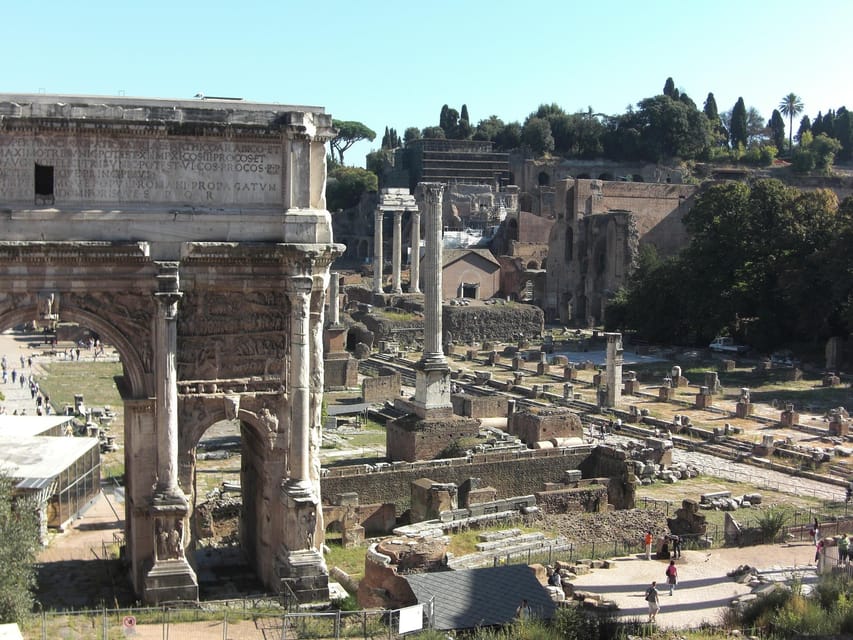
448,529,573,570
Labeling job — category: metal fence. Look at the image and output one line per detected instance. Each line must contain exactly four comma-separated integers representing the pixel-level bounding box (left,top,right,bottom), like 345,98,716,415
27,602,433,640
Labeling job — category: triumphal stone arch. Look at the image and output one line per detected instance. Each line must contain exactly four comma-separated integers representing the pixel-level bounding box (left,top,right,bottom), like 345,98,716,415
0,94,343,603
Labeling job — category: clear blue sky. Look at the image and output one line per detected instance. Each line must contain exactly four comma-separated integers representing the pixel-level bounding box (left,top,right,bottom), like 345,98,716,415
5,0,851,167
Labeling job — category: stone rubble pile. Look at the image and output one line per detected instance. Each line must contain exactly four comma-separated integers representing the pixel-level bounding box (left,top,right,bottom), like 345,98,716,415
699,491,762,511
632,460,700,485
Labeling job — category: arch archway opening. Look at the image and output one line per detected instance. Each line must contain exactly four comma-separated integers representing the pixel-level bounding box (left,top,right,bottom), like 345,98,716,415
189,418,269,599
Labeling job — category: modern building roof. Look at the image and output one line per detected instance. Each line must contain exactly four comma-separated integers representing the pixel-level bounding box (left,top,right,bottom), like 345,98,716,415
404,564,555,630
443,248,501,269
0,415,75,438
0,426,98,483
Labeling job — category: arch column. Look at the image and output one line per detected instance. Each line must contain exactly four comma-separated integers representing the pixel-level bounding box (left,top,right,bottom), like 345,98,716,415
277,274,328,602
144,261,198,604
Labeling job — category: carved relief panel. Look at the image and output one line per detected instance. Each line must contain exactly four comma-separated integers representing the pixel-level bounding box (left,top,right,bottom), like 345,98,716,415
177,289,290,382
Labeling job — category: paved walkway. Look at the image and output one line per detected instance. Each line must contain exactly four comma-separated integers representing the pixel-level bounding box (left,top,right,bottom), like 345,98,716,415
569,542,819,629
672,449,845,501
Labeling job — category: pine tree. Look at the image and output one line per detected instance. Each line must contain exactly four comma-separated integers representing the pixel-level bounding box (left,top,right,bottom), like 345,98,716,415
663,77,676,97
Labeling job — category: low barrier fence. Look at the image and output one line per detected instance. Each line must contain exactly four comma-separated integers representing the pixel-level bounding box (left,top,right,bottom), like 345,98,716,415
28,602,433,640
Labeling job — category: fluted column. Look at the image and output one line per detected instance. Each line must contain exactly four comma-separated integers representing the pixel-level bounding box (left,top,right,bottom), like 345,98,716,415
373,209,384,294
329,272,340,325
409,209,421,293
286,276,314,493
422,183,445,361
392,210,403,294
154,262,183,498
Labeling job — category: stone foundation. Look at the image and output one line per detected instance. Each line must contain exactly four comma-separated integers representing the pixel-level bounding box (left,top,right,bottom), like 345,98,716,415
386,413,480,462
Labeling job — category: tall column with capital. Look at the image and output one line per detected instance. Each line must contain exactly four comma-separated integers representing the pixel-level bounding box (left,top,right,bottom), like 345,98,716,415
373,209,384,294
412,182,452,417
278,274,329,602
144,261,198,604
409,209,421,293
422,183,445,361
286,276,314,494
392,210,403,294
154,262,183,499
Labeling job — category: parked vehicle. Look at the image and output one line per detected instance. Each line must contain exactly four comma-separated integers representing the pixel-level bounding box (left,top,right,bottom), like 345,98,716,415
708,336,749,354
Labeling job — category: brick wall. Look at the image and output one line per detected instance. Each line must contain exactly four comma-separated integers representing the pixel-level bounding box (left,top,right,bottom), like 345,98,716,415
322,447,592,514
362,372,401,403
451,393,508,418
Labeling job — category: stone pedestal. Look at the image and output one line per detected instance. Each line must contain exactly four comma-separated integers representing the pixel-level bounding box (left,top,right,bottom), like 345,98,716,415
719,359,736,372
823,373,841,387
537,361,548,375
143,496,198,604
829,418,850,437
487,351,500,366
342,525,365,548
780,404,799,427
735,402,753,418
143,559,199,604
658,387,675,401
695,390,712,409
512,357,522,371
276,548,329,604
592,372,602,387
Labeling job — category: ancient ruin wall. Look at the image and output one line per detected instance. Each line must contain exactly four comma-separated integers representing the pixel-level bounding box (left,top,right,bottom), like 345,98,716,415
444,304,543,345
322,448,592,514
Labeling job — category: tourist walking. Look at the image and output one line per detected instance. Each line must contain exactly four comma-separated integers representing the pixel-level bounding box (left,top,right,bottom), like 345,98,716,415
645,581,660,622
671,534,682,559
644,531,653,560
666,560,678,595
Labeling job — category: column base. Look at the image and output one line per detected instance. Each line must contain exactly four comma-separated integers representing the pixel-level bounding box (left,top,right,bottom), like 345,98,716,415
143,559,198,604
283,479,319,505
276,548,329,604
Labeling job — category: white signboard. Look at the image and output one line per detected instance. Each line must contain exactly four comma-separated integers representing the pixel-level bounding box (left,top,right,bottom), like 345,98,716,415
398,604,424,634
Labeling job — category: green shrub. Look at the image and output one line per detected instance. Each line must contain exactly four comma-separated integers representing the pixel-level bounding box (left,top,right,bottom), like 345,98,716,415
756,509,787,543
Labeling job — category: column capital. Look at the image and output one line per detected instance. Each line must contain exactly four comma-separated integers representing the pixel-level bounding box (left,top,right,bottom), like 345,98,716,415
419,182,445,205
286,275,315,297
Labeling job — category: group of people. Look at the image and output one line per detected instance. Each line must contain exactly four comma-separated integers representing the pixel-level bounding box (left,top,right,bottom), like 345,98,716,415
811,518,850,568
0,353,51,416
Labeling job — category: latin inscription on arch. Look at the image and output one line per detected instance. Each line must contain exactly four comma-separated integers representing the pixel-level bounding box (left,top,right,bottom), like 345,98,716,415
0,135,282,207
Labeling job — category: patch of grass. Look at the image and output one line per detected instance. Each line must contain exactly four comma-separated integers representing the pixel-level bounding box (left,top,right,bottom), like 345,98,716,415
324,541,368,582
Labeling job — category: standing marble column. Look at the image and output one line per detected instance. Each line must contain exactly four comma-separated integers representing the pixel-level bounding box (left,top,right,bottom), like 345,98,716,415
412,182,452,417
328,272,340,325
409,208,421,293
605,332,623,408
422,183,445,361
153,262,183,498
373,209,384,294
391,210,403,294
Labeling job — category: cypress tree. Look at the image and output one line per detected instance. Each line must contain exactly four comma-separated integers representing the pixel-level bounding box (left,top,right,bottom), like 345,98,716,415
730,98,748,149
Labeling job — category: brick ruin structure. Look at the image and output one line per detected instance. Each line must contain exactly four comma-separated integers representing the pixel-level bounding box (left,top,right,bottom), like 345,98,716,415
543,178,699,325
0,94,341,603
